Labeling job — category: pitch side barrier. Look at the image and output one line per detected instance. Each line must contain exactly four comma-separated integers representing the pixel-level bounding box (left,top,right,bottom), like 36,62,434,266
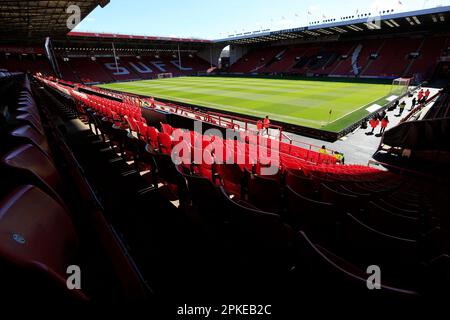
47,75,423,142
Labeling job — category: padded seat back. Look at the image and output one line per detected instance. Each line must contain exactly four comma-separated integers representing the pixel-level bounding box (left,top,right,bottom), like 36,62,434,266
1,144,64,203
295,231,419,299
7,125,51,156
216,163,244,198
0,185,85,300
16,113,44,135
247,172,282,214
158,132,173,154
343,213,420,290
365,201,420,239
285,170,315,198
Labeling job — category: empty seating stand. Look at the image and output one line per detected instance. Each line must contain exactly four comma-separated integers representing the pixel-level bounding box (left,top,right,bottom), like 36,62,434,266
32,73,450,302
0,185,87,301
0,74,149,301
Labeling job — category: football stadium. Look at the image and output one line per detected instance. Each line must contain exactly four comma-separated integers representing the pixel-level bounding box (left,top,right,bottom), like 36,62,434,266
0,0,450,314
100,76,394,132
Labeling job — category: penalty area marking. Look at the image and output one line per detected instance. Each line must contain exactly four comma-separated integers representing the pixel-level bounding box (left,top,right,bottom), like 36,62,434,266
386,95,398,102
366,104,383,113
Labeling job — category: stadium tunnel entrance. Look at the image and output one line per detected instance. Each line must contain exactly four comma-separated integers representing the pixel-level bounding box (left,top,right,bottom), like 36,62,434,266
196,45,226,71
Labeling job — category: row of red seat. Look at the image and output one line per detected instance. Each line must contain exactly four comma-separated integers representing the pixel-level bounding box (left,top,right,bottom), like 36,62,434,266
0,75,88,300
228,36,448,78
37,73,450,300
0,74,148,301
58,54,211,84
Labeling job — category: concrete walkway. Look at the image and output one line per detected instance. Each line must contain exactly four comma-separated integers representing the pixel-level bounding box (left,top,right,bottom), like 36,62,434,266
281,87,441,165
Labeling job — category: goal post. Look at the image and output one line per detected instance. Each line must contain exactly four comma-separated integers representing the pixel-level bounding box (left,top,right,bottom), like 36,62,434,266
391,77,411,96
157,73,173,79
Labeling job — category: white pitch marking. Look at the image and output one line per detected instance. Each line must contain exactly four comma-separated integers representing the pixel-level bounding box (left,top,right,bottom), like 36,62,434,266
366,104,382,113
386,95,398,102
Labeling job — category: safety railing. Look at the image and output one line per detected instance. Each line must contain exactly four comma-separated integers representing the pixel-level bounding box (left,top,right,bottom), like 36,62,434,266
400,90,442,123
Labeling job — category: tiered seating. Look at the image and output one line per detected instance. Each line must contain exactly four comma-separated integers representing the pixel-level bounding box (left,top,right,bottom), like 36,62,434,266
290,45,322,74
60,57,114,84
55,54,210,84
117,56,154,80
261,46,306,74
229,47,283,73
228,36,445,79
317,42,356,75
96,57,142,82
37,75,450,300
0,74,148,301
362,38,423,77
140,54,209,76
407,36,448,77
0,54,54,76
424,87,450,119
230,38,425,77
58,59,81,82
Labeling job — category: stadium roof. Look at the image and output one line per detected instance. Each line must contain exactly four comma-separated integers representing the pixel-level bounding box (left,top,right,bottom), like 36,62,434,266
66,31,212,44
216,6,450,45
49,31,214,53
0,0,109,41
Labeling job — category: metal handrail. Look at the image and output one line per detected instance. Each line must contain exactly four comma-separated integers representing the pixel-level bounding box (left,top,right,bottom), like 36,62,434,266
400,90,442,123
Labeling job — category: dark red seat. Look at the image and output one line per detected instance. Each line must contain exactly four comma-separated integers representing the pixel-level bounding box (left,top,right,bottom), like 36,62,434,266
1,144,64,204
157,132,173,154
246,169,282,214
7,125,51,157
285,185,339,249
160,123,174,135
219,186,293,272
0,185,87,301
293,231,419,300
364,201,421,239
147,126,159,150
192,147,215,181
343,213,420,290
216,163,244,198
285,169,316,199
319,183,361,214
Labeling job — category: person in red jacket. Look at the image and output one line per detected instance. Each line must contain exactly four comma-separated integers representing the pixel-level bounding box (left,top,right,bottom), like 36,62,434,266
379,116,389,135
366,117,379,135
424,89,431,101
256,120,263,135
418,89,424,102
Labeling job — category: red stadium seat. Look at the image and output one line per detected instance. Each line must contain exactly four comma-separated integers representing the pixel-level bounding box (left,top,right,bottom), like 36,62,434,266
7,125,52,157
1,144,65,205
157,132,173,154
293,231,419,299
147,126,160,150
160,123,174,135
0,185,87,301
245,168,282,214
216,163,244,198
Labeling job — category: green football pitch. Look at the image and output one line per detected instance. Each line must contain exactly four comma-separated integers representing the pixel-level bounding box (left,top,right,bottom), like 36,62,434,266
98,76,393,132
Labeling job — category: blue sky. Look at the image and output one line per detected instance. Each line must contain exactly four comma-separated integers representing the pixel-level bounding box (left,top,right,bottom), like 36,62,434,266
74,0,449,39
